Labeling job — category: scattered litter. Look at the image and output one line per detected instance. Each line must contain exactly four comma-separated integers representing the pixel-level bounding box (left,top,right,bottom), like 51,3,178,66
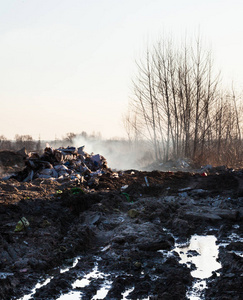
128,209,139,218
19,268,28,273
178,187,192,192
71,187,84,195
56,190,63,195
200,172,208,177
121,192,130,202
101,244,111,252
14,217,29,232
177,159,190,168
121,185,128,191
144,176,149,187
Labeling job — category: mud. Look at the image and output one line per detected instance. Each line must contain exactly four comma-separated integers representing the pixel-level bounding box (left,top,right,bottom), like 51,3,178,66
0,168,243,299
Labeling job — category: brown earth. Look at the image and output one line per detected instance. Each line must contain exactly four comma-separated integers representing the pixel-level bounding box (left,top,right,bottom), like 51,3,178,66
0,163,242,299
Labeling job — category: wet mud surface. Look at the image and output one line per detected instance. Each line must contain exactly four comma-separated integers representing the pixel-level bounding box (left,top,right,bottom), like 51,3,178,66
0,169,243,299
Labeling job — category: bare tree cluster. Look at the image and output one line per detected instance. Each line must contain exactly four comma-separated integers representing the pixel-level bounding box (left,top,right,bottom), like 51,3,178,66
126,37,243,167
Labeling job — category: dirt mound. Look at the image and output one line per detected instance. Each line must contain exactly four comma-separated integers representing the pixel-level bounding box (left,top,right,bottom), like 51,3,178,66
0,150,25,175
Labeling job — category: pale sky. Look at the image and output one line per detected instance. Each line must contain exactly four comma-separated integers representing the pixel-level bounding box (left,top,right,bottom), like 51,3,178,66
0,0,243,140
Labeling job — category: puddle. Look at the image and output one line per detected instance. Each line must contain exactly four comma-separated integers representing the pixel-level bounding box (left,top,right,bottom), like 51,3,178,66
18,277,53,300
72,265,105,289
122,287,134,298
18,235,233,300
174,235,221,279
186,280,207,300
92,281,112,300
60,257,79,274
227,232,243,242
58,264,112,300
174,235,221,300
58,266,142,299
218,228,243,258
18,256,80,300
57,291,81,300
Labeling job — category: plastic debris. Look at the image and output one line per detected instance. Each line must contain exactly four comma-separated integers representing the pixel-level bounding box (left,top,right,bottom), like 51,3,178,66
13,145,112,183
14,217,30,232
121,185,128,191
56,190,63,194
144,176,149,187
121,192,130,202
71,187,84,195
128,209,139,218
201,172,208,177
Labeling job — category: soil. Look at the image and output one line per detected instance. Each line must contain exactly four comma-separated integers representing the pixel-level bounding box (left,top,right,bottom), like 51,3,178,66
0,163,243,299
0,151,25,175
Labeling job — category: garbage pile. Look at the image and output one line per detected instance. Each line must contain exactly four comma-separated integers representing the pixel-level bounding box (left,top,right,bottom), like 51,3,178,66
145,158,195,172
13,144,111,184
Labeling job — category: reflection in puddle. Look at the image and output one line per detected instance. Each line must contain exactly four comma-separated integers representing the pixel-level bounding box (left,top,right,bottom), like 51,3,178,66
60,257,79,273
72,265,105,288
18,277,53,300
174,235,221,279
122,287,134,298
228,232,243,242
18,234,231,300
19,256,80,300
58,264,112,300
229,251,243,258
92,281,112,300
187,280,207,300
174,235,221,300
57,291,81,300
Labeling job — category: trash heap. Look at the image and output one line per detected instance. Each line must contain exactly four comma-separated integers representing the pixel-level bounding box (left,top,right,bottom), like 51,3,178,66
145,158,194,172
13,144,111,183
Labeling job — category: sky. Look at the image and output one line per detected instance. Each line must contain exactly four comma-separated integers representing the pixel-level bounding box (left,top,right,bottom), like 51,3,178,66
0,0,243,140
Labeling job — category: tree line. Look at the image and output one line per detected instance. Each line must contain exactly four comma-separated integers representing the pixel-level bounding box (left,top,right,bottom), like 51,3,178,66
124,36,243,167
0,131,97,152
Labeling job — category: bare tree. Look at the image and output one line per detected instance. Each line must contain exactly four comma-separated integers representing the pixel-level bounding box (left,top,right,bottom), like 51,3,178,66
126,35,242,167
15,135,35,151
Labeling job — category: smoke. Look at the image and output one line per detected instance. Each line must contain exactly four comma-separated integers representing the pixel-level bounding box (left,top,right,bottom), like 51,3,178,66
73,136,152,171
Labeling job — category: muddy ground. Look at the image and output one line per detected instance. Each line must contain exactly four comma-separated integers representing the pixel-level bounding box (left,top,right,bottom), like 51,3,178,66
0,164,243,299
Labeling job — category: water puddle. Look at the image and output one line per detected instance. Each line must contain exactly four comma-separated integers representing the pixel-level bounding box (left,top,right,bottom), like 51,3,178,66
218,227,243,258
174,235,221,279
57,264,112,300
186,280,207,300
92,282,112,300
60,257,79,274
18,277,53,300
174,235,221,300
18,256,80,300
72,264,106,289
58,265,142,299
122,287,134,298
57,291,81,300
18,234,234,300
